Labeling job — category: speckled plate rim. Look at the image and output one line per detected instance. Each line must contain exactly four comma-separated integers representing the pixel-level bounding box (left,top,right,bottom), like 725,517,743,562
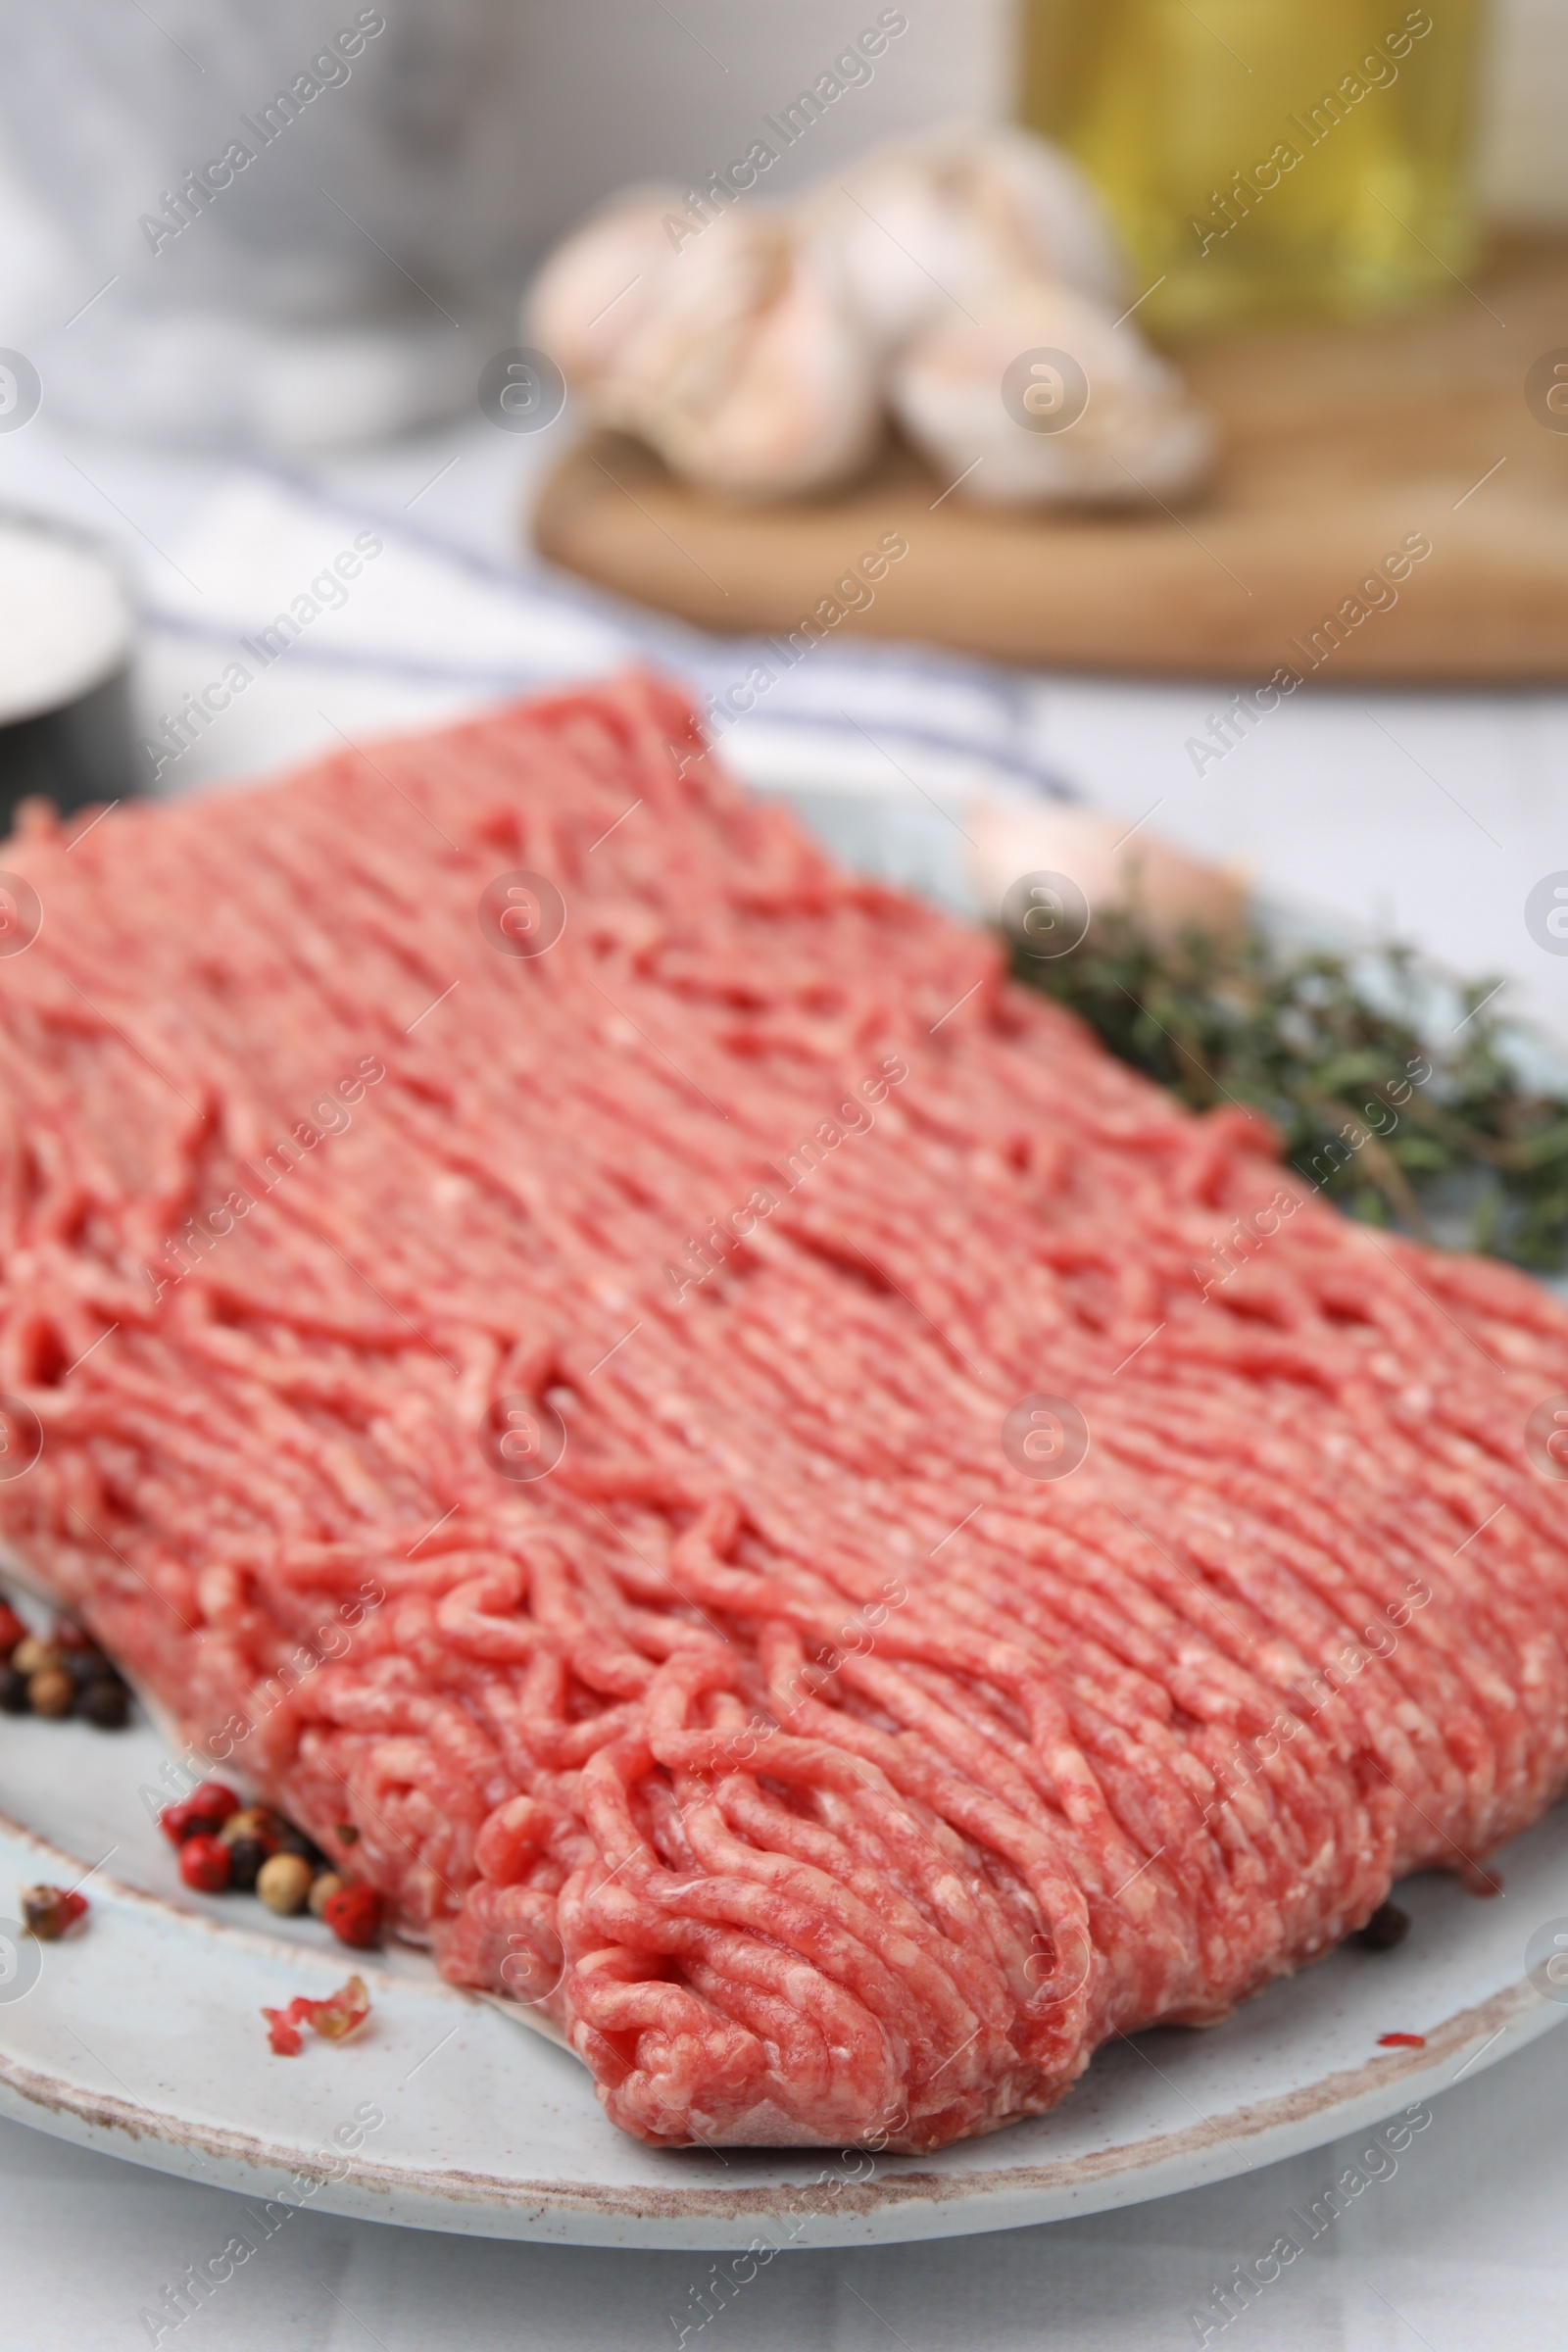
0,1802,1560,2250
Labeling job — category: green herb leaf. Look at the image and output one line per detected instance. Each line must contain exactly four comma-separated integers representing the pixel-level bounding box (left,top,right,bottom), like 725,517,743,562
1007,907,1568,1271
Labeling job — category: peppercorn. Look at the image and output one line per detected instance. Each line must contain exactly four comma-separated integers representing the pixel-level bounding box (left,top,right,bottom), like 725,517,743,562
178,1834,232,1893
333,1822,360,1845
0,1665,29,1714
224,1836,267,1893
11,1636,60,1680
53,1621,95,1653
63,1645,114,1687
0,1602,25,1659
21,1884,88,1939
160,1782,240,1845
308,1870,345,1919
77,1679,129,1730
322,1883,382,1948
220,1805,283,1855
27,1668,75,1719
1356,1902,1411,1952
257,1852,314,1916
275,1823,327,1867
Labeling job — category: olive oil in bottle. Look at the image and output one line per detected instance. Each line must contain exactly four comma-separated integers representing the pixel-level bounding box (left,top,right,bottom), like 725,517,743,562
1019,0,1483,330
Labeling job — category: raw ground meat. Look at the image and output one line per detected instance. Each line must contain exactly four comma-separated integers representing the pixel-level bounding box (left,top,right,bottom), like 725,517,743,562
1,673,1567,2152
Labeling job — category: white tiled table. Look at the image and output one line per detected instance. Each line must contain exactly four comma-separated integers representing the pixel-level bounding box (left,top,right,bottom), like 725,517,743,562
1,408,1566,2350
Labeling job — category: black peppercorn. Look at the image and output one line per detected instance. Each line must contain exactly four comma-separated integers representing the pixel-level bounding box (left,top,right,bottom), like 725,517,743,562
1355,1902,1410,1951
0,1664,29,1714
64,1646,115,1687
276,1824,328,1867
78,1679,130,1730
224,1836,267,1892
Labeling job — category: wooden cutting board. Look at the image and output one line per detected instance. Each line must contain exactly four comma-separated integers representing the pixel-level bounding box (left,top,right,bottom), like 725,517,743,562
531,238,1568,682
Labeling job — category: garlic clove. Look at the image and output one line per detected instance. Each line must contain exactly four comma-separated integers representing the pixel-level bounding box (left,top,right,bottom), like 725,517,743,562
586,214,883,499
527,185,694,388
890,273,1218,507
970,794,1248,952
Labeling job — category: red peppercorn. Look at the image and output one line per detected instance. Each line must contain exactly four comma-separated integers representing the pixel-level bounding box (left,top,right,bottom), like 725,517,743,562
321,1883,382,1948
0,1603,25,1660
21,1884,88,1939
160,1782,240,1846
178,1833,232,1893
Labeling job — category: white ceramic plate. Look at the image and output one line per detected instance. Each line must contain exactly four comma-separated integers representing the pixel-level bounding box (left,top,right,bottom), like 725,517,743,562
0,1706,1562,2249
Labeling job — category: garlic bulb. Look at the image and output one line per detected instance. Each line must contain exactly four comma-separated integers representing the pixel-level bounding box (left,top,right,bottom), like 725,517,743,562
536,209,882,500
652,237,881,500
890,274,1217,506
976,127,1129,308
799,126,1127,358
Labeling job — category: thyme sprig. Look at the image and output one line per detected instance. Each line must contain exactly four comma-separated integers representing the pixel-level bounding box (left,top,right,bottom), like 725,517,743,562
1008,908,1568,1272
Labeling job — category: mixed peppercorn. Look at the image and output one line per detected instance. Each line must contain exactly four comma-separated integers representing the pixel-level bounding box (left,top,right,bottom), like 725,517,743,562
0,1603,130,1729
159,1779,383,1949
0,1599,381,1952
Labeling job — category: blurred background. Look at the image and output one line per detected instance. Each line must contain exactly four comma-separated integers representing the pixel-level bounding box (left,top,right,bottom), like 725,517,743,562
0,0,1562,433
1,0,1562,433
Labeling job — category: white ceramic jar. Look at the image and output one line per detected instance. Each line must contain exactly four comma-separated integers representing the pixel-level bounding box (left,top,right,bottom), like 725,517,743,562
0,0,537,448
